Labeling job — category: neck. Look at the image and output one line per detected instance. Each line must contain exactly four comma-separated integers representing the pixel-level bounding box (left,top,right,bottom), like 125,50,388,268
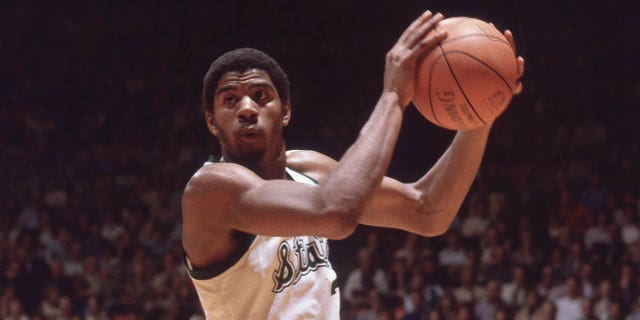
222,142,287,180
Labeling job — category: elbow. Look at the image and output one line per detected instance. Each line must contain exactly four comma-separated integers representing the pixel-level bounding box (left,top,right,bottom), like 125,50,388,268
332,218,358,240
422,220,451,237
315,190,363,239
415,207,458,237
329,228,357,240
430,209,458,236
321,207,360,240
413,189,463,237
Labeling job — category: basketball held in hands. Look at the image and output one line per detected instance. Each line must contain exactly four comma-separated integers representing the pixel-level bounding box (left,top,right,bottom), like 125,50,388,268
412,17,518,130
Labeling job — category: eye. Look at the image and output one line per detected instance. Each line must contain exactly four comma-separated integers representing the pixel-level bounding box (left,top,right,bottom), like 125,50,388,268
253,90,269,103
223,95,236,105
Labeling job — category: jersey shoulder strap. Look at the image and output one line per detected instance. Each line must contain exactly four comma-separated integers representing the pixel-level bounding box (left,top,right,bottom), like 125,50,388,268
285,167,318,185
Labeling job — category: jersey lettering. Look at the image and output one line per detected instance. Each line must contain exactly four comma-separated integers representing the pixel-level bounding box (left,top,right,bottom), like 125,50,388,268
272,236,330,293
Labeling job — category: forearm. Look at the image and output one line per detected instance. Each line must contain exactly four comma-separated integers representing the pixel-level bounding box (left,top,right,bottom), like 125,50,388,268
319,91,403,217
314,10,445,228
414,126,491,218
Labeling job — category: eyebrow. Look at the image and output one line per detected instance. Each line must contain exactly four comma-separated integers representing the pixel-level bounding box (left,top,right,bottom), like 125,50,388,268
215,81,275,96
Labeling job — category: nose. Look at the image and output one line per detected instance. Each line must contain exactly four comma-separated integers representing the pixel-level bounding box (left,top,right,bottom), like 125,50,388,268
237,96,258,124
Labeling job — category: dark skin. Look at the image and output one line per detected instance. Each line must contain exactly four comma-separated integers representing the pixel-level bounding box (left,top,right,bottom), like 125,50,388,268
181,11,525,269
207,69,290,180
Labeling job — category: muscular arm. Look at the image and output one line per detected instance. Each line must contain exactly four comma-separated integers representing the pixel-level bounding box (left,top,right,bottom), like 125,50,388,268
362,126,491,236
288,36,524,238
343,29,523,236
183,92,404,241
286,126,491,237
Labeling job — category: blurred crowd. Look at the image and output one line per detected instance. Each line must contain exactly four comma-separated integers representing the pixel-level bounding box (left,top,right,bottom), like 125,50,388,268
2,1,639,319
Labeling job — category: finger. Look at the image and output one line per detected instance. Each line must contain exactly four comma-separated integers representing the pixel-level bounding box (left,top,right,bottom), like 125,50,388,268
411,29,448,60
517,56,525,79
513,81,523,95
406,12,445,49
504,29,516,53
398,10,433,43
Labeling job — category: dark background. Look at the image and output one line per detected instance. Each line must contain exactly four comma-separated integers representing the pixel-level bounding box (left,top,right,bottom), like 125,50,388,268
3,0,637,177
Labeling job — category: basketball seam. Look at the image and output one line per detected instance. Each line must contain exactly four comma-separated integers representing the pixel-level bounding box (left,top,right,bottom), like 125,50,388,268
441,34,511,48
440,33,514,94
441,49,487,126
427,45,446,127
445,50,515,93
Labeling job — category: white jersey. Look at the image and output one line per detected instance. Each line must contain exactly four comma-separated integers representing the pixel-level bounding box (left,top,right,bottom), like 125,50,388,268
185,166,341,320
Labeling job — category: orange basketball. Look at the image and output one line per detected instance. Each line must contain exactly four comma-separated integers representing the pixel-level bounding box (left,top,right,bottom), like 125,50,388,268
413,17,518,130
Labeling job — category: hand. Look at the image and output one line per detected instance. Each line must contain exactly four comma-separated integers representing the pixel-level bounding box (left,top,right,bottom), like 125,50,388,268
383,11,447,108
488,23,525,95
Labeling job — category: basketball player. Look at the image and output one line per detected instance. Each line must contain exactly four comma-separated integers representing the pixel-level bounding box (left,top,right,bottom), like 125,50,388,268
181,10,524,319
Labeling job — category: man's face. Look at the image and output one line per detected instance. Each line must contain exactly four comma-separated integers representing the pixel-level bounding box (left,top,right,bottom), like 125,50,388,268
206,69,290,162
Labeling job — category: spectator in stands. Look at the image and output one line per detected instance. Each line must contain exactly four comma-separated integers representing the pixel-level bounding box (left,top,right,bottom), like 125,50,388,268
556,190,593,239
616,264,637,310
438,231,469,270
514,288,545,320
453,266,485,305
5,298,29,320
436,291,458,320
578,263,596,299
554,275,584,320
580,298,597,320
584,211,613,253
512,227,543,270
402,289,428,320
483,244,512,283
418,254,444,308
343,248,389,308
501,265,527,308
461,197,490,241
537,265,564,302
593,279,613,320
83,295,108,320
474,280,505,320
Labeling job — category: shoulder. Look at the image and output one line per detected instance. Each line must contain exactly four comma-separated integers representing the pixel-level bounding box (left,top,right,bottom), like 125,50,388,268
185,162,256,189
182,162,261,210
286,150,337,182
181,162,264,232
286,149,335,166
181,163,257,266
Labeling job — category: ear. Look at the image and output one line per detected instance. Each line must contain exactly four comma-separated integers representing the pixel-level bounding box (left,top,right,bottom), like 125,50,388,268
281,101,291,127
205,111,219,136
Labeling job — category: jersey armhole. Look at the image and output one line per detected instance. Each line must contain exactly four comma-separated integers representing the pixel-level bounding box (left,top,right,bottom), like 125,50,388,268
183,231,256,280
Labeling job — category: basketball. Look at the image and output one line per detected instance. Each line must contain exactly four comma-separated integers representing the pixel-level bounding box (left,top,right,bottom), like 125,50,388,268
413,17,518,130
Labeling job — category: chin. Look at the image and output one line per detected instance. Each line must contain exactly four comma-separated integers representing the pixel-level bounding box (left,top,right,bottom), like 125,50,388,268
234,146,266,162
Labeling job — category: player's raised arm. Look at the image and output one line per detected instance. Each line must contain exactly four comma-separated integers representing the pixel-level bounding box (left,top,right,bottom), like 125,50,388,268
289,28,525,237
182,11,448,241
356,126,494,236
360,28,525,236
286,126,491,237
